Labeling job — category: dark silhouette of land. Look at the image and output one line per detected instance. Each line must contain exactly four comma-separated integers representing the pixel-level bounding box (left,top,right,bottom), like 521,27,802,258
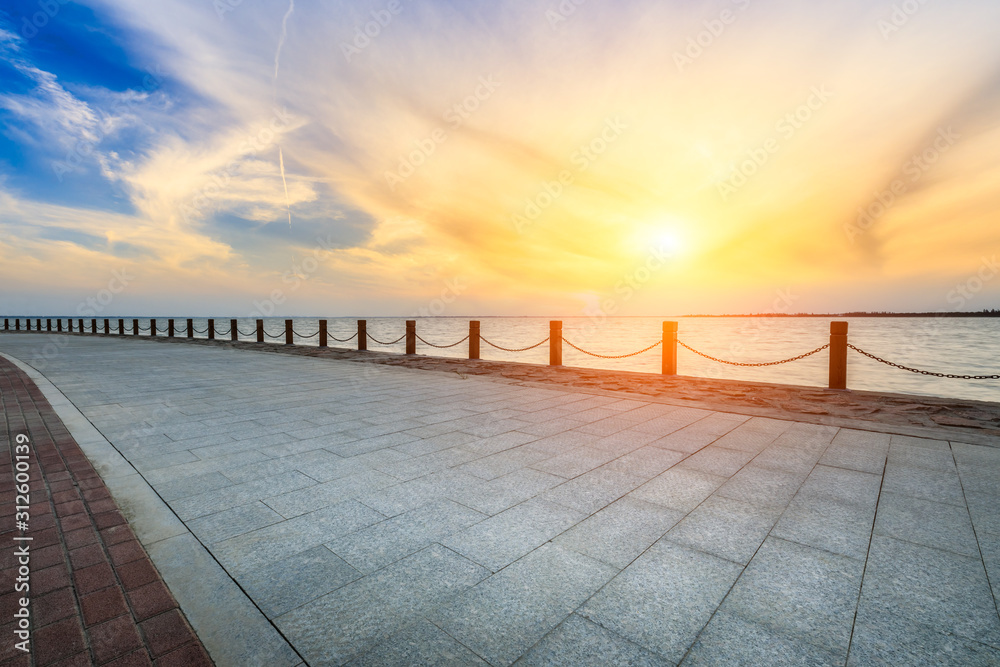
683,310,1000,318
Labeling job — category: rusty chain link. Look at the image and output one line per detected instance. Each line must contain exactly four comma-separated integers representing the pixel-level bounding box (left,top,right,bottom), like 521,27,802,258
480,336,550,352
415,334,470,349
366,332,407,346
678,341,830,367
848,344,1000,380
563,337,662,359
329,332,358,343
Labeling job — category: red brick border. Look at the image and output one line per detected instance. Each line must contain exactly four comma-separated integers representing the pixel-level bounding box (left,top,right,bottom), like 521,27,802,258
0,357,213,666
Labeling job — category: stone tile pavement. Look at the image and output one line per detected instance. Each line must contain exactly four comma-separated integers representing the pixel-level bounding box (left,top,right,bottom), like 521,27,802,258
1,333,999,666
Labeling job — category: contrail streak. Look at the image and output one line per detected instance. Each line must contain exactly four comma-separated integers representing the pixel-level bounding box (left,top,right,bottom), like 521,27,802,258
274,0,295,226
274,0,295,81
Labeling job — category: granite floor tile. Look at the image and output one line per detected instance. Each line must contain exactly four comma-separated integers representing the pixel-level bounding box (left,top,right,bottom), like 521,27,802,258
275,545,488,665
721,537,864,654
553,497,685,569
345,619,488,666
684,609,844,667
629,468,727,513
514,613,670,667
678,446,755,478
579,540,743,663
326,499,487,573
239,545,361,618
873,492,980,557
212,500,385,576
666,495,781,565
442,498,585,571
431,544,617,666
857,535,1000,647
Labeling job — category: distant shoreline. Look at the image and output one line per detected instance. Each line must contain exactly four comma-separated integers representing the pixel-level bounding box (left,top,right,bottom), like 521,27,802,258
5,312,999,319
682,311,1000,318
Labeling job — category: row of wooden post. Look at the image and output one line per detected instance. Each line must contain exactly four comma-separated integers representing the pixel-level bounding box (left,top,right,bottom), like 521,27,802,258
1,317,851,389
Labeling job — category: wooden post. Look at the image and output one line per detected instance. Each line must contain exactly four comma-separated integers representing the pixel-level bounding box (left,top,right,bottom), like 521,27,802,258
168,319,175,337
58,319,63,332
15,319,20,331
25,319,30,331
319,320,328,348
405,320,416,354
79,318,84,332
549,321,562,366
662,321,678,375
47,319,52,332
256,319,264,343
231,319,238,342
90,319,96,334
133,319,138,336
186,319,193,339
118,319,124,336
103,319,109,335
829,321,848,390
3,319,7,330
36,319,41,330
285,319,293,345
469,321,480,360
207,319,215,341
66,319,71,333
358,320,367,351
150,319,157,337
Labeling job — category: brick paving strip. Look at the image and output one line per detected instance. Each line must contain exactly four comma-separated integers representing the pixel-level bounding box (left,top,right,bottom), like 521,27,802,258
0,356,213,666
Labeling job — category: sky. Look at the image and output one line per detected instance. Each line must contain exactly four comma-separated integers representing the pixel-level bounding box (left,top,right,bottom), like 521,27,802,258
1,0,999,317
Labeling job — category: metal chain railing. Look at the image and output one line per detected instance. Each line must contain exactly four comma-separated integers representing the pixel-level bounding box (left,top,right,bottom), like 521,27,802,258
848,344,1000,380
216,325,232,337
193,326,209,334
293,330,320,339
678,341,830,367
238,327,257,337
563,337,662,359
263,330,285,340
480,336,549,352
329,332,358,343
415,334,470,349
366,332,407,345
